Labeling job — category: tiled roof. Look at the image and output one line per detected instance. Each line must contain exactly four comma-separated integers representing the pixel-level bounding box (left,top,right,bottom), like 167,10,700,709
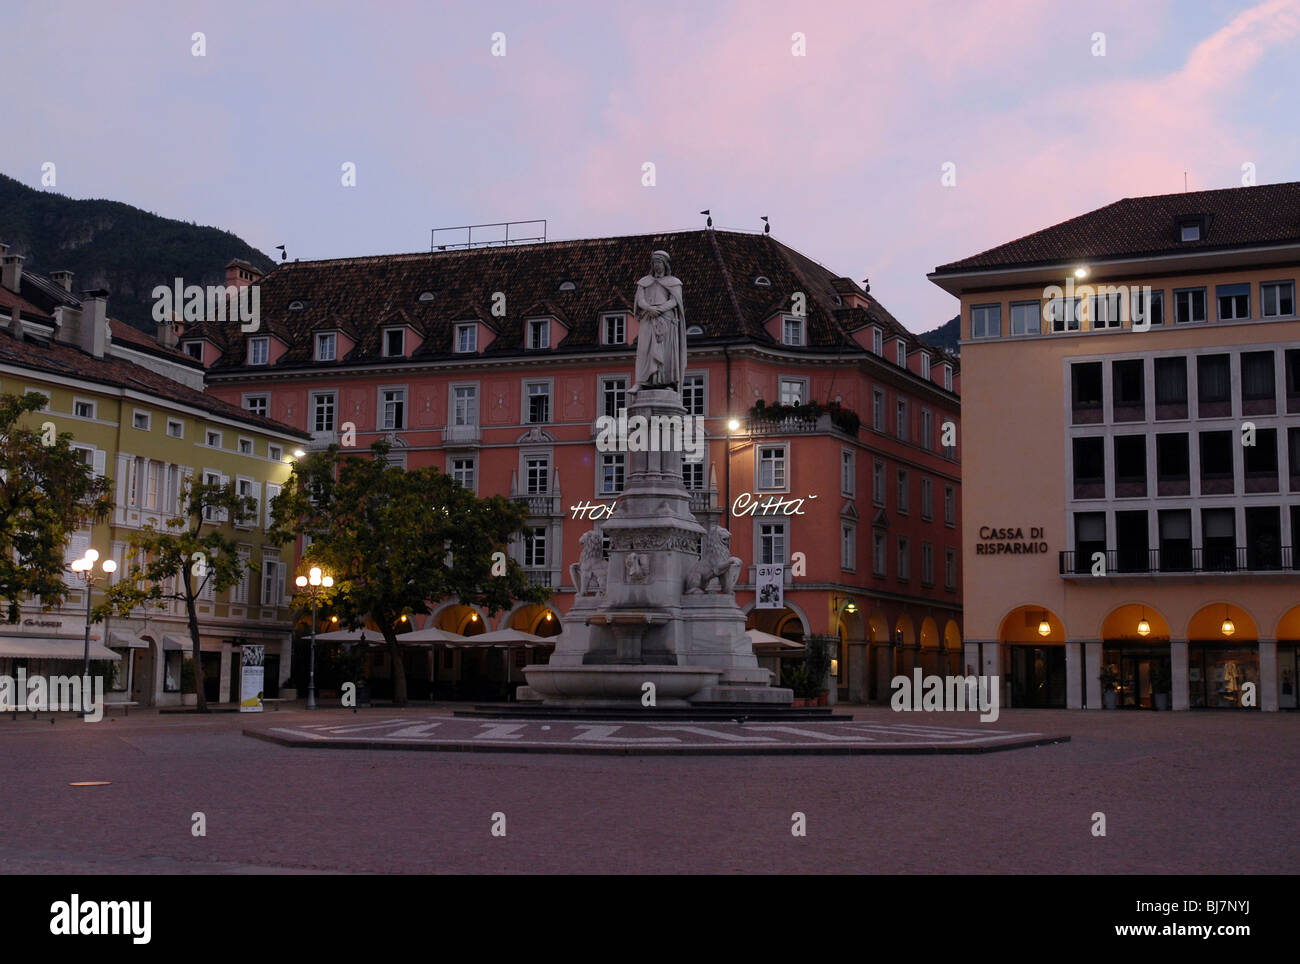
109,320,204,368
0,329,308,438
932,181,1300,273
0,284,53,322
192,230,953,371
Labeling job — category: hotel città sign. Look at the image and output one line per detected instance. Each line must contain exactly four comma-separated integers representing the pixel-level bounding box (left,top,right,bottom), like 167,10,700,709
976,526,1048,556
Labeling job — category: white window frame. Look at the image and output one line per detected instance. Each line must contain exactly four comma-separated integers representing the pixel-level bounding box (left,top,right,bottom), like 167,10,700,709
872,531,887,576
756,443,789,492
73,397,96,420
455,323,477,353
782,315,804,347
600,375,628,419
237,437,254,456
944,484,955,527
166,418,184,439
310,391,337,433
921,477,933,520
527,318,550,350
1010,300,1039,337
600,453,625,495
1260,281,1295,319
182,341,204,360
873,460,886,507
871,327,883,355
897,469,909,515
896,341,907,367
451,456,477,493
383,327,406,357
1049,297,1081,333
757,519,788,565
247,336,269,365
942,364,953,391
451,384,479,426
681,371,707,416
268,444,282,462
841,523,856,572
132,409,152,431
379,386,407,431
523,379,553,425
524,526,548,569
315,331,338,362
206,429,222,449
840,448,855,497
524,453,551,495
778,376,807,407
242,393,269,418
602,313,625,346
971,304,1000,339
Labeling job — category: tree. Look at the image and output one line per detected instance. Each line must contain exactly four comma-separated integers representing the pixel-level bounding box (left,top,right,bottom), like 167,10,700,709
0,392,113,622
100,475,256,712
268,441,548,706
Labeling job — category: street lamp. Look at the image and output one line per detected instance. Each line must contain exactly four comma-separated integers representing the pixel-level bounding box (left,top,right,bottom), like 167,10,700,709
70,550,116,714
295,566,334,710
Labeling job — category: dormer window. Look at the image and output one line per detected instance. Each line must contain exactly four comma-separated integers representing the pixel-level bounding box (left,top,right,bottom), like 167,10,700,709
527,318,550,349
754,276,771,287
942,363,953,392
871,327,883,355
316,332,337,361
183,341,203,361
919,353,930,379
289,300,305,311
418,291,435,302
687,325,704,336
1180,224,1200,242
896,341,907,367
782,316,804,346
1176,214,1209,243
602,313,625,345
558,280,577,292
455,323,477,353
383,327,405,357
248,336,269,366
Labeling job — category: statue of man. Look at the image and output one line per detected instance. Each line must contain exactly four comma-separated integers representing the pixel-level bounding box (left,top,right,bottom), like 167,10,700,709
632,250,687,394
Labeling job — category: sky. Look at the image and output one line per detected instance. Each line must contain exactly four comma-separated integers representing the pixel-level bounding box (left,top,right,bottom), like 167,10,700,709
6,0,1299,332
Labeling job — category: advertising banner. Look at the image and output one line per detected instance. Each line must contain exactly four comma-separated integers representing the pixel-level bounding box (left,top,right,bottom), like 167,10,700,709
756,564,785,609
239,645,265,712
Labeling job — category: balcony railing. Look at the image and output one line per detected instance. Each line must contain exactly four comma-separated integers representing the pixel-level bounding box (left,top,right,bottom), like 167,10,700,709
444,423,481,444
524,569,554,587
747,413,830,436
1059,546,1296,576
512,494,560,515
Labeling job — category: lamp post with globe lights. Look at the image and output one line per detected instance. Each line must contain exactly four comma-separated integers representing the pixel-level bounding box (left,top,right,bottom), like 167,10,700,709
295,566,334,710
70,549,117,714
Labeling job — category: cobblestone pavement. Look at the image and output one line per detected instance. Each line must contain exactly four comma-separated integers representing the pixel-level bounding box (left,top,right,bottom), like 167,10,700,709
1,705,1296,874
250,715,1065,753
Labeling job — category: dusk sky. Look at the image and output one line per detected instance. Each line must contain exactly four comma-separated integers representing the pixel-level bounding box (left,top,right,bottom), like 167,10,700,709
7,0,1299,332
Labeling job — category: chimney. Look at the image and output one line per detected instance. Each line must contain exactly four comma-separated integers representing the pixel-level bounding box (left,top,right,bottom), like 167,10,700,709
156,316,179,348
50,270,74,292
79,289,110,359
2,304,17,338
2,254,24,293
225,259,263,288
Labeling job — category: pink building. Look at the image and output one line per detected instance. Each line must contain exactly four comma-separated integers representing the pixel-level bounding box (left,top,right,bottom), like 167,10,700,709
186,231,962,702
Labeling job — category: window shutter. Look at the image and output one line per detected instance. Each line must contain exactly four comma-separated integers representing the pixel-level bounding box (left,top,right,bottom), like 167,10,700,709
265,483,281,529
219,474,231,523
92,449,107,478
236,551,250,605
116,453,132,507
250,482,262,527
275,561,286,605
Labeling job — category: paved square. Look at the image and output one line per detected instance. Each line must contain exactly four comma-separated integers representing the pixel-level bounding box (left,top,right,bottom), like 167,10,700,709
1,706,1296,874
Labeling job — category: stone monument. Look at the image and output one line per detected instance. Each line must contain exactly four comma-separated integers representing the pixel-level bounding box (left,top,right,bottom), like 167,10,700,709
521,251,793,707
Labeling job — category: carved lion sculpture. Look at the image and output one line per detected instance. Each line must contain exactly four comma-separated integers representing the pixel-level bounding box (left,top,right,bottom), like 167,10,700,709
685,525,743,594
570,528,607,596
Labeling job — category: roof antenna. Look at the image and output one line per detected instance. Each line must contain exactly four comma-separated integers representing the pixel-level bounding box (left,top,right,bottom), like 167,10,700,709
1183,172,1187,193
275,244,287,262
760,215,770,235
700,209,712,229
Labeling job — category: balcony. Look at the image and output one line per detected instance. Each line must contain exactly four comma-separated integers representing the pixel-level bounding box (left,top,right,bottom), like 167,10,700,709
444,423,481,444
1059,546,1295,576
513,493,560,516
524,569,554,588
746,400,860,437
309,430,337,450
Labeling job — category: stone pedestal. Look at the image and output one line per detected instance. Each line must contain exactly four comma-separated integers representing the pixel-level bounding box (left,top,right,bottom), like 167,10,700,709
525,388,790,707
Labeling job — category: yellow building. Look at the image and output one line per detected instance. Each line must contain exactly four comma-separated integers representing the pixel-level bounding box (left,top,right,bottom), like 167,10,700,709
929,183,1300,711
0,249,309,706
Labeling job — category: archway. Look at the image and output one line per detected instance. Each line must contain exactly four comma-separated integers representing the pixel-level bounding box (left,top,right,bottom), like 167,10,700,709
893,614,916,676
1187,603,1259,709
997,605,1066,708
918,616,941,675
942,619,963,676
833,603,865,699
1276,606,1300,710
1100,604,1172,709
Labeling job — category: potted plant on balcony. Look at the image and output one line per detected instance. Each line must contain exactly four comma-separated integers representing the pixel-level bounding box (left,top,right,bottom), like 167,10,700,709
180,658,198,707
1151,662,1171,711
1100,665,1119,709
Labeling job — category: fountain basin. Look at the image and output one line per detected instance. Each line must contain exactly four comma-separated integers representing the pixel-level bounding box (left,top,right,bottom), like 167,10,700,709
522,665,722,707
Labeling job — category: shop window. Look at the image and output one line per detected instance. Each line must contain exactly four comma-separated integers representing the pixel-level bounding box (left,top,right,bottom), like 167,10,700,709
163,652,182,692
1072,436,1104,499
1199,431,1234,495
1155,433,1190,496
1113,435,1146,496
1071,362,1103,424
1189,647,1259,709
1153,356,1188,419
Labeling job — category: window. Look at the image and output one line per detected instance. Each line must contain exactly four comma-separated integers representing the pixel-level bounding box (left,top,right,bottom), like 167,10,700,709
601,454,625,495
166,464,182,515
261,553,285,607
872,389,885,431
759,522,786,565
1197,354,1231,409
524,527,547,568
897,537,910,581
945,548,957,590
1154,357,1187,412
944,484,955,526
841,449,855,496
1261,281,1295,318
919,353,931,379
1010,301,1039,336
1202,508,1236,570
248,337,268,365
602,314,625,345
1159,510,1193,571
1073,512,1106,573
206,429,221,448
526,456,550,494
1049,296,1081,333
1243,428,1278,481
451,457,475,490
525,382,550,424
971,305,1000,338
73,399,95,419
682,460,704,490
311,392,336,433
1174,288,1207,325
235,477,255,527
132,410,151,431
920,477,933,519
181,340,204,361
896,470,909,514
453,386,478,426
455,323,477,353
202,471,222,521
1157,432,1190,485
778,377,805,406
244,395,269,418
384,328,405,357
1112,359,1144,418
238,437,253,455
381,388,406,430
783,316,804,346
942,364,953,391
1180,223,1200,242
1132,289,1165,327
601,377,627,418
528,319,550,349
681,373,705,416
873,532,887,576
896,341,907,367
145,461,161,510
921,409,933,450
1114,435,1147,493
921,543,934,585
316,332,337,361
558,280,577,292
872,328,883,355
841,524,856,571
1073,436,1105,497
166,419,184,439
1090,291,1124,330
1241,351,1275,402
895,399,908,441
754,276,771,288
1199,430,1234,491
1072,362,1103,413
873,460,886,507
268,445,282,462
758,446,787,490
1216,283,1250,321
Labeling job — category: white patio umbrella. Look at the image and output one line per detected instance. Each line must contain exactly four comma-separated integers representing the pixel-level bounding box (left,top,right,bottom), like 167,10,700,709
746,628,806,653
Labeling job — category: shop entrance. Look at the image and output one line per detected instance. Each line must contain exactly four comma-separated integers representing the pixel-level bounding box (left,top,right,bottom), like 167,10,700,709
1008,646,1066,708
1103,644,1171,709
1280,647,1298,711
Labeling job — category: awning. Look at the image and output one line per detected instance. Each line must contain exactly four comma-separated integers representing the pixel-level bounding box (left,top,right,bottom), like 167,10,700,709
109,630,150,649
161,634,189,651
0,636,118,660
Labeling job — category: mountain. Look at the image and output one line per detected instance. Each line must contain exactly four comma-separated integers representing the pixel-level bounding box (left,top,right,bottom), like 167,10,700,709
0,173,274,331
918,314,959,354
